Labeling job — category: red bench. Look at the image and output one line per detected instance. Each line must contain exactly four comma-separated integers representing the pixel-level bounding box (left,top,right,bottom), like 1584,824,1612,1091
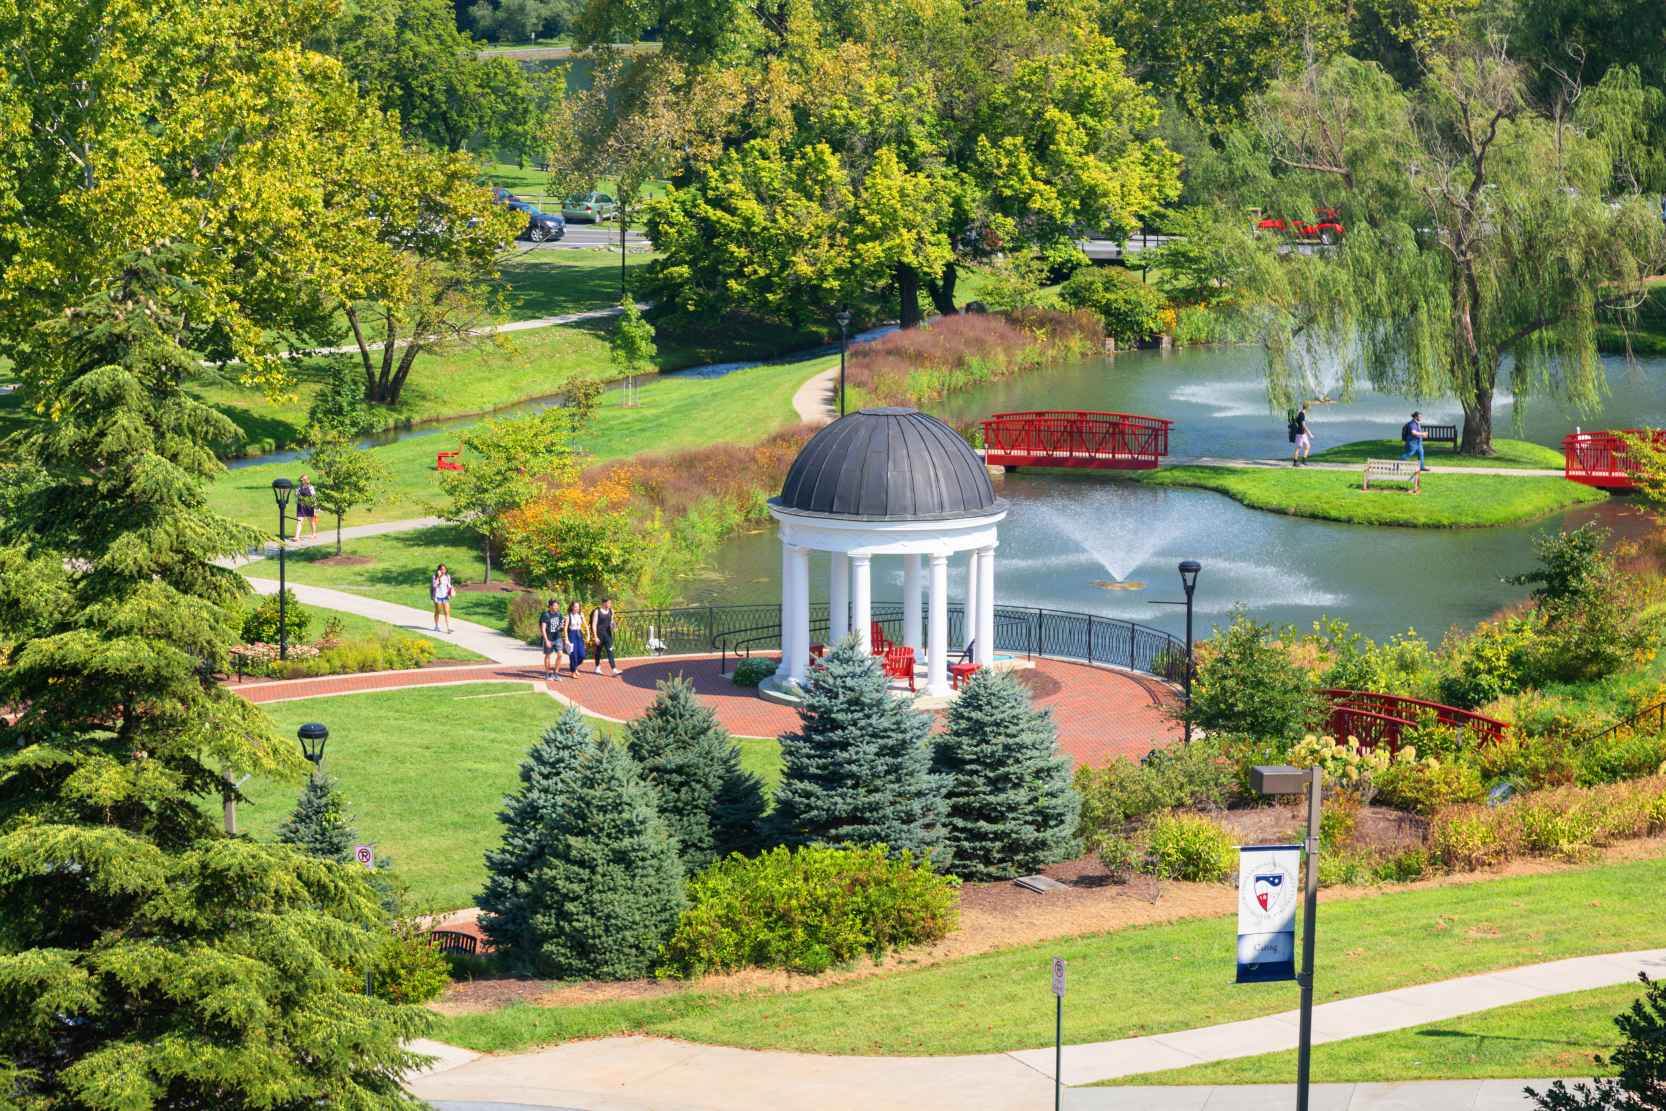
437,449,463,472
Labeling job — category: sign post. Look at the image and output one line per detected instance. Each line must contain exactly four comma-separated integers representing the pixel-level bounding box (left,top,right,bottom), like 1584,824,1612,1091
1051,957,1066,1111
354,845,376,995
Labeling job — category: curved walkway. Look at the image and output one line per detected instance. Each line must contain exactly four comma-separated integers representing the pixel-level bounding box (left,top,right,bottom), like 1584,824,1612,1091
232,652,1178,765
407,949,1666,1110
1163,456,1564,477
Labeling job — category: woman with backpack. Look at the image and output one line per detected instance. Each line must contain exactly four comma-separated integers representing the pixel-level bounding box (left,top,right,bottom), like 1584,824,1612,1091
430,564,454,634
295,475,319,539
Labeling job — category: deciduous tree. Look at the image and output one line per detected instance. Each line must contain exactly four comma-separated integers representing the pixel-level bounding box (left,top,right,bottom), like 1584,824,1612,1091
308,436,394,555
438,407,580,582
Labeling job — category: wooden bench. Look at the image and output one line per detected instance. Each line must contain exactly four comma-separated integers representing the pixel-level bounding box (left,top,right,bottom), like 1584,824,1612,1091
1361,458,1421,494
429,929,479,954
1423,424,1457,449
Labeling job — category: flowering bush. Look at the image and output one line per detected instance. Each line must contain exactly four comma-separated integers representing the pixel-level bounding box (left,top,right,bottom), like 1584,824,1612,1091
502,469,652,597
1289,734,1395,801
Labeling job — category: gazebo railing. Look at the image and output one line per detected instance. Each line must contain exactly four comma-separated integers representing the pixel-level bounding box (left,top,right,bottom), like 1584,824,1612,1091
628,601,1185,684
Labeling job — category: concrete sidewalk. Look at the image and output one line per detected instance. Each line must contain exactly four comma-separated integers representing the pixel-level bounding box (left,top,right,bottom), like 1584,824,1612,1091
406,950,1664,1111
1166,456,1564,477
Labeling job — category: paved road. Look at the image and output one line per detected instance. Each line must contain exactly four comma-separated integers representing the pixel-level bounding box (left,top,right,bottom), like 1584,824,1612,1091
526,223,651,252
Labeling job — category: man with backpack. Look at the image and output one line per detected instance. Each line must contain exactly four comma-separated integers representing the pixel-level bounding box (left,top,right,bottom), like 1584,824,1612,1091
1289,404,1312,466
1401,411,1430,471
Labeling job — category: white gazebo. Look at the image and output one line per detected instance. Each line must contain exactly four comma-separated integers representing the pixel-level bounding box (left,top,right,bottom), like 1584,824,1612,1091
764,407,1008,699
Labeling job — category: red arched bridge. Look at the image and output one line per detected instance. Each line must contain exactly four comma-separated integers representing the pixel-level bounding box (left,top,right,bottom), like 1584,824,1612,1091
1323,689,1507,755
980,410,1172,470
1562,429,1663,490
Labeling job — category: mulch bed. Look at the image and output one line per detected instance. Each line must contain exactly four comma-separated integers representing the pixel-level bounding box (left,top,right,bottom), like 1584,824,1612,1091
314,554,373,566
455,581,527,595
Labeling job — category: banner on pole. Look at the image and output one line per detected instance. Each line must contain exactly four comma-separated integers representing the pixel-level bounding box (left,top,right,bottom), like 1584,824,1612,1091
1236,844,1299,984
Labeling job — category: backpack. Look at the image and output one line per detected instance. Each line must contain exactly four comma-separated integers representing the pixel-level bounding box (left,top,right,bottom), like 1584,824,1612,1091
1287,410,1298,443
1401,420,1414,444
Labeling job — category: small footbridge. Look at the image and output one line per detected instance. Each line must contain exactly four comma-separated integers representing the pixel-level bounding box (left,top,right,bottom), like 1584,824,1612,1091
980,410,1172,471
1562,430,1662,490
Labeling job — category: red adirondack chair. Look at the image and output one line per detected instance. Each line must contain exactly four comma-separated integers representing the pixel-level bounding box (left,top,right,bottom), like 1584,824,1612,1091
870,620,892,656
882,645,916,692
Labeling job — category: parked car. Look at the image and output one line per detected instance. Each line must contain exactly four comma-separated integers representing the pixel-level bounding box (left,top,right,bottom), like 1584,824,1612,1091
495,190,566,242
1253,207,1345,244
562,192,619,222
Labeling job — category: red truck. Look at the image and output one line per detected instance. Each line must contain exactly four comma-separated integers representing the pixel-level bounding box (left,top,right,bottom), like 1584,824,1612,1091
1253,207,1345,244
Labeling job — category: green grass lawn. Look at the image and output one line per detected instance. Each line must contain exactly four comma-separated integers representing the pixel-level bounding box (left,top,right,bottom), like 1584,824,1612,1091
245,683,782,910
1101,981,1637,1086
431,852,1666,1056
1140,466,1605,527
210,349,830,531
1309,437,1566,470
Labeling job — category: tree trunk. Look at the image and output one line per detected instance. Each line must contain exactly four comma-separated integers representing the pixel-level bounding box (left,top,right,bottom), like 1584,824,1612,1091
1459,387,1495,455
619,204,628,299
897,264,922,328
482,534,493,584
335,513,344,557
925,262,959,316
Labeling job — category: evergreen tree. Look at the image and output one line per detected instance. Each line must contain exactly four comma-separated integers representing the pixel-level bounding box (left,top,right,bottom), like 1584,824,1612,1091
626,676,767,873
538,738,686,979
0,253,428,1105
934,668,1081,881
277,772,359,862
477,707,594,965
771,637,948,864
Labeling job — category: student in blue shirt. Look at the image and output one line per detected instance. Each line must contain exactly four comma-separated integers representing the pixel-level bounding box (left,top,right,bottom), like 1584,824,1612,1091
1401,411,1430,471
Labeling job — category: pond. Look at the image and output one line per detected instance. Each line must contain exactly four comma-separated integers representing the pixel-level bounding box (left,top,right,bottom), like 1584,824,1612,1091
681,346,1666,643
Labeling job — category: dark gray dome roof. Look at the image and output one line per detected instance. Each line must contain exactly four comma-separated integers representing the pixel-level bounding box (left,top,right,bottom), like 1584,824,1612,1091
775,408,1002,520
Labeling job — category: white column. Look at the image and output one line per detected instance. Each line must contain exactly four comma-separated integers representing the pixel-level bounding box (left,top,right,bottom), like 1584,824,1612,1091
851,554,873,653
977,544,997,665
787,545,812,683
902,554,922,652
829,551,850,644
927,553,950,695
963,550,979,655
780,538,794,675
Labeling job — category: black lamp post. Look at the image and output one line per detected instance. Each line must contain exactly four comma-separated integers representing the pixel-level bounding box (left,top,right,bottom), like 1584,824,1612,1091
271,478,294,660
298,722,329,772
835,308,853,417
1251,763,1323,1111
1178,560,1201,743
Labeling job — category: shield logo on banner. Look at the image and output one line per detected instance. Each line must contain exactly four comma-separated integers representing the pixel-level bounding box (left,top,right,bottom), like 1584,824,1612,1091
1253,871,1284,912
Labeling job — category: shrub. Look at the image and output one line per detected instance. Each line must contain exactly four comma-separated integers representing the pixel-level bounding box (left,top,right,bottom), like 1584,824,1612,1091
770,639,947,864
1470,731,1578,789
659,844,960,977
372,917,451,1005
1515,796,1600,859
1372,848,1429,883
502,470,651,598
1375,759,1486,815
732,657,778,687
1058,266,1168,345
266,634,437,679
1074,737,1239,850
1437,615,1539,709
934,669,1080,881
1428,807,1512,871
1190,611,1321,740
1576,731,1666,786
507,590,544,643
1096,834,1140,883
626,677,767,873
1290,734,1393,801
1142,813,1235,883
241,590,311,646
276,773,357,863
842,310,1100,408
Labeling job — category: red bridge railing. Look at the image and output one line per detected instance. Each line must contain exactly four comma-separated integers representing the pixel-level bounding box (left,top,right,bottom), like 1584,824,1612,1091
1321,688,1507,754
980,410,1172,470
1562,429,1665,490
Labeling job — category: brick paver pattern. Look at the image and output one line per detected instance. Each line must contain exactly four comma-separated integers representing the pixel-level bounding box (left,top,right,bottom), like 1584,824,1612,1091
231,653,1180,766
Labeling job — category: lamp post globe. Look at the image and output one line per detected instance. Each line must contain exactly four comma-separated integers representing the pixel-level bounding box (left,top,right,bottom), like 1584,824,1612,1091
834,308,853,417
271,478,294,660
297,722,329,771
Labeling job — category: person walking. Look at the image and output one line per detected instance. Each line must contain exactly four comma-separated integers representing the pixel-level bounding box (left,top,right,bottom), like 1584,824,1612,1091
539,597,565,682
563,600,588,677
1290,404,1313,466
589,597,619,677
1401,410,1430,471
295,475,319,539
430,563,454,634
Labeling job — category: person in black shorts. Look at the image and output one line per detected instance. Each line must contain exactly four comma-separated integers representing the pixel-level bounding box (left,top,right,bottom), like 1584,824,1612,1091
295,474,319,538
539,598,564,682
590,597,618,676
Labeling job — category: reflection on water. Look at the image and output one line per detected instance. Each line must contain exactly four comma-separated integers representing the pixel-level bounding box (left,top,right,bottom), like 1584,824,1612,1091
686,343,1664,642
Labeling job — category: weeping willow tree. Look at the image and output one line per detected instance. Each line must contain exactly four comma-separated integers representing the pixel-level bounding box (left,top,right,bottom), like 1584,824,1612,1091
1244,44,1665,454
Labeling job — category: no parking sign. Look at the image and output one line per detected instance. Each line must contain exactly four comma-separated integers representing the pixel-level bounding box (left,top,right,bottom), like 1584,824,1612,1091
353,844,375,869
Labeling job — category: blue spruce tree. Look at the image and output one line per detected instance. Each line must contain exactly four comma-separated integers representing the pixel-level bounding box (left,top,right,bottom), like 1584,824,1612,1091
771,637,947,864
934,668,1080,880
477,707,594,968
627,676,767,873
